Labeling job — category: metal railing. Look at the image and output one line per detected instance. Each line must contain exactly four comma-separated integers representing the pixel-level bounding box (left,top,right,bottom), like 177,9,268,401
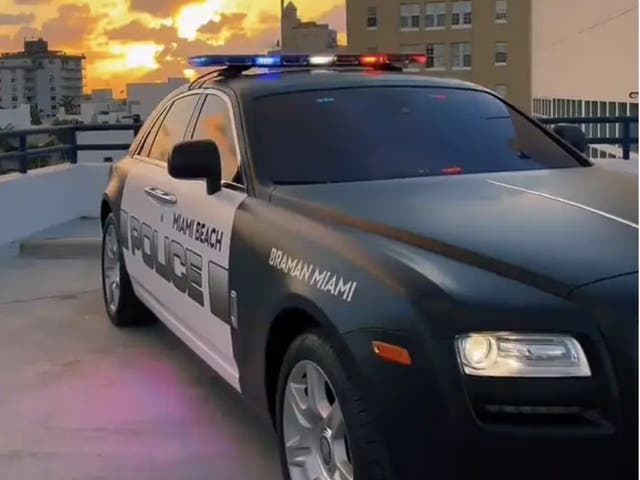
538,115,638,160
0,123,142,175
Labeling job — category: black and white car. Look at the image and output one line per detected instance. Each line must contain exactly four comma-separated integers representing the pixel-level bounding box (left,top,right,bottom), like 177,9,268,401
101,54,638,480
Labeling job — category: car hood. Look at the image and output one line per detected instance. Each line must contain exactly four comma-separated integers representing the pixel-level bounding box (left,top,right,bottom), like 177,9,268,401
271,165,638,296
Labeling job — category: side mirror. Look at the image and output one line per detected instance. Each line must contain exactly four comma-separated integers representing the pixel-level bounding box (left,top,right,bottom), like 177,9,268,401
168,140,222,195
552,124,589,155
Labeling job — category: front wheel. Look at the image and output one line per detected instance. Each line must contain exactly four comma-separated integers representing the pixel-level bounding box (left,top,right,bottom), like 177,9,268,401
101,212,153,327
276,332,390,480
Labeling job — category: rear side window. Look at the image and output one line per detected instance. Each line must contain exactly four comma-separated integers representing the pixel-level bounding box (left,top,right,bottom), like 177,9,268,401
146,95,200,163
191,94,241,184
136,108,168,158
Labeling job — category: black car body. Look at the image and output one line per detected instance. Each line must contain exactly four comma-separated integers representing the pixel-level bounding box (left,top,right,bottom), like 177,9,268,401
101,68,638,479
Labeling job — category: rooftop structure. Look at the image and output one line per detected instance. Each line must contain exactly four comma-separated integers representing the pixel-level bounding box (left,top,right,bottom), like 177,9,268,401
279,1,339,53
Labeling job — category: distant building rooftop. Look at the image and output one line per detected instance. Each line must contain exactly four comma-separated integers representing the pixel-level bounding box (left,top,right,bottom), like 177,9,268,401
0,38,85,60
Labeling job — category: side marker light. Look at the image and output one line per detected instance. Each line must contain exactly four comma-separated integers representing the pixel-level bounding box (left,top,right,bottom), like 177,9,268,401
372,341,412,366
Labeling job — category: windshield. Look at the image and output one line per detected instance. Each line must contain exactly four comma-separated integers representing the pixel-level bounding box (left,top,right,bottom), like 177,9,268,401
247,87,586,184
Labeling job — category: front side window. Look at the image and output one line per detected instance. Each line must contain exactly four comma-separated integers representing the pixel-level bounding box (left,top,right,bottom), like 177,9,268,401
452,42,472,69
366,6,378,28
400,3,420,30
191,94,242,184
247,88,585,185
147,95,199,163
426,43,447,70
452,1,472,27
425,2,446,28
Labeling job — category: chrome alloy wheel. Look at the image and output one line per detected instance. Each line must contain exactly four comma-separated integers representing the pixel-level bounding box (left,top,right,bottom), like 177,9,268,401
283,360,354,480
103,222,121,314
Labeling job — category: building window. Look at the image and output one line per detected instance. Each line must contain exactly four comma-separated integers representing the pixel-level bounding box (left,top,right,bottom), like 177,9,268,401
400,3,421,30
401,44,423,71
425,2,446,29
495,42,508,65
496,0,508,22
495,84,507,98
452,42,472,69
426,43,447,70
452,1,472,28
366,6,378,29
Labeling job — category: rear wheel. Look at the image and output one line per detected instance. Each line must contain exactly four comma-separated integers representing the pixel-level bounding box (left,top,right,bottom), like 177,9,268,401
276,332,389,480
101,212,153,327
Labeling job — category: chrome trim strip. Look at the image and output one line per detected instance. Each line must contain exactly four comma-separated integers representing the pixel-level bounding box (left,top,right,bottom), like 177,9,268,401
488,179,639,229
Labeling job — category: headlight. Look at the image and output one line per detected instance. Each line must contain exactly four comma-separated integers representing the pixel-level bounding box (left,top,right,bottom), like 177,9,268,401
455,333,591,378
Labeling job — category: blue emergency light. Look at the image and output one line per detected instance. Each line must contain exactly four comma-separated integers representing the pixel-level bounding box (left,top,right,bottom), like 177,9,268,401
188,53,427,70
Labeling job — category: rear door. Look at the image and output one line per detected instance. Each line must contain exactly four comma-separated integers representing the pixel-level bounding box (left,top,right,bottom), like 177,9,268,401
119,92,201,329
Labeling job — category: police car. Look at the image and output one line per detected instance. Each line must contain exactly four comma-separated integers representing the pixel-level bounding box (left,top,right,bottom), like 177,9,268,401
101,53,638,480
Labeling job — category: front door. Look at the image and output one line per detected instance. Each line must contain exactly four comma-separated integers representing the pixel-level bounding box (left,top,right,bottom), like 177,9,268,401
155,91,248,390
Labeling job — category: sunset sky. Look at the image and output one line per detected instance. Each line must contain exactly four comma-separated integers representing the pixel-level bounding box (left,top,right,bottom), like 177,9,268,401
0,0,346,95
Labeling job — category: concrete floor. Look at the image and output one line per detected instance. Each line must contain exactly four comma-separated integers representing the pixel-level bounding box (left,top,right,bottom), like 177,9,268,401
0,250,281,479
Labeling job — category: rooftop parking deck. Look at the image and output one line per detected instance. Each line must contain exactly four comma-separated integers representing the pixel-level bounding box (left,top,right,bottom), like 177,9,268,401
0,224,281,480
0,119,637,479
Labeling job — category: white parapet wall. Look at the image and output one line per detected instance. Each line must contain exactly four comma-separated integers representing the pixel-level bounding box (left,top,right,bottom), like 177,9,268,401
0,127,136,246
0,163,112,245
76,129,134,164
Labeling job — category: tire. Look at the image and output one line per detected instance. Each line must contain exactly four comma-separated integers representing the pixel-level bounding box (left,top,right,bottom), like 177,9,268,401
101,212,154,327
276,331,390,480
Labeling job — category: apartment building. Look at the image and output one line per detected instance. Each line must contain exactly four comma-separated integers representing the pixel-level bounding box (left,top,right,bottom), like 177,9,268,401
0,38,85,119
346,0,638,120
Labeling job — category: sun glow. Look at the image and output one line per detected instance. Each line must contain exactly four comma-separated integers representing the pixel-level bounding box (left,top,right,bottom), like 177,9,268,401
175,0,224,40
97,42,163,75
183,68,197,79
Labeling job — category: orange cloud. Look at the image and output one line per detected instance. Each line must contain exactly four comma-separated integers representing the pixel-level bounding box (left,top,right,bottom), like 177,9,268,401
0,0,345,95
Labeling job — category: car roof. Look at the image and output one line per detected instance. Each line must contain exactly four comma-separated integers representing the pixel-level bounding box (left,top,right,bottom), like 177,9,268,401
227,69,483,98
187,69,486,100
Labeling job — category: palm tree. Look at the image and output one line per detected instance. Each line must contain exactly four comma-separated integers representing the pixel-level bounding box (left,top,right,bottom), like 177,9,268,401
58,96,79,115
0,123,17,154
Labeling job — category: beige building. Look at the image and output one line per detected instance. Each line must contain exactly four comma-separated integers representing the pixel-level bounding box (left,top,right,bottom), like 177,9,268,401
346,0,638,119
280,1,338,53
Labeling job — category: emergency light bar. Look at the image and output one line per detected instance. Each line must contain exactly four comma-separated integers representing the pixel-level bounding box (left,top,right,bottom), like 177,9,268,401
188,53,427,70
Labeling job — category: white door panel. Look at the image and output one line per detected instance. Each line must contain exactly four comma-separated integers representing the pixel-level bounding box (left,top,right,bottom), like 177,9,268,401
120,159,245,391
161,177,246,365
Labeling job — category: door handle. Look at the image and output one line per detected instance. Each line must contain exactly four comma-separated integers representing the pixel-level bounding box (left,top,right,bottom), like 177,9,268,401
144,187,177,205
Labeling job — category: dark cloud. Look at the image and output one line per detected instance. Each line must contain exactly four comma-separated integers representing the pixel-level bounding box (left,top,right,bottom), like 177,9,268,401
42,4,104,48
0,13,35,26
198,13,247,37
128,0,181,18
135,22,279,82
105,19,175,44
257,10,280,26
4,26,41,51
10,3,105,52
